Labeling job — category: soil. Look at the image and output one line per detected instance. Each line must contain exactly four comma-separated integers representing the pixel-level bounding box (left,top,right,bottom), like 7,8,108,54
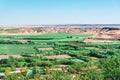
67,42,84,45
84,39,113,43
45,54,71,59
0,55,22,59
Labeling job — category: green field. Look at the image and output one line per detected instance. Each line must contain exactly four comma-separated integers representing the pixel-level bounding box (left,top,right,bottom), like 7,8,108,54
0,44,48,54
0,33,93,39
0,33,120,80
0,33,93,54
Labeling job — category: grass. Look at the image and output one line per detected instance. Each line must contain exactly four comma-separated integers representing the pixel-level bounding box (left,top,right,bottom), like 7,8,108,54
87,41,120,45
0,44,52,54
30,38,85,42
0,33,93,38
0,33,93,54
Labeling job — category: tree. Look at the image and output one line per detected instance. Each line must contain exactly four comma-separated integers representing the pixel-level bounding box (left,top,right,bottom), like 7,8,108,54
99,56,120,80
7,56,16,70
80,69,104,80
5,67,11,75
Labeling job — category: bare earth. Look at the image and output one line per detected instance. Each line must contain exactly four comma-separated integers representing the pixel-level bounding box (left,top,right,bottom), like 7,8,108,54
0,55,22,60
45,54,71,59
84,39,113,43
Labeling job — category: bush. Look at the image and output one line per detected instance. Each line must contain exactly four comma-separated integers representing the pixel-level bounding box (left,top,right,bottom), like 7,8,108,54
99,56,120,80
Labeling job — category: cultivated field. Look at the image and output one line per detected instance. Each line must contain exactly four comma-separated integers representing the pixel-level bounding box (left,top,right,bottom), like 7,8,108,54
0,27,120,80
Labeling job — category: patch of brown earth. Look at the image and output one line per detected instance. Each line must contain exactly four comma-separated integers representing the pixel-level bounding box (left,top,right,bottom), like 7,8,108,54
84,39,113,43
45,54,71,59
67,42,84,45
0,55,22,59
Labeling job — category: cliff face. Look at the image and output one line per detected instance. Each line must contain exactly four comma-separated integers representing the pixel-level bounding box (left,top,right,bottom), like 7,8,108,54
0,26,120,39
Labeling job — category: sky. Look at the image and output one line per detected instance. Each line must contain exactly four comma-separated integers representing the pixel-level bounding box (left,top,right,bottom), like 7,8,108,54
0,0,120,25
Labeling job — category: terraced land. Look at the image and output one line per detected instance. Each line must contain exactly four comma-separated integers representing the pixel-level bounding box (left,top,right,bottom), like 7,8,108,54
0,31,120,80
0,33,93,54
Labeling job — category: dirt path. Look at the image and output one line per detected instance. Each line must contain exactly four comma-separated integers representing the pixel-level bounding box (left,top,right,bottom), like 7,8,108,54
84,39,113,43
45,54,71,59
0,55,22,59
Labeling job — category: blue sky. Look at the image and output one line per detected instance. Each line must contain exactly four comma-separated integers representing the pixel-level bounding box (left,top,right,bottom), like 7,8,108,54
0,0,120,25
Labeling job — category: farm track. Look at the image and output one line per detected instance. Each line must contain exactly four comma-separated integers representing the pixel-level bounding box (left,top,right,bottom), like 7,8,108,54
84,39,113,43
45,54,71,59
0,55,22,59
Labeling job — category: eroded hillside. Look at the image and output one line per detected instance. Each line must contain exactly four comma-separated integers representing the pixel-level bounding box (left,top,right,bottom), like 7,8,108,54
0,25,120,40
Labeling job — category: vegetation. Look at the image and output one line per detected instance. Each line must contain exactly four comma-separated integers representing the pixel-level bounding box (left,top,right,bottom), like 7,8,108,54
0,33,120,80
